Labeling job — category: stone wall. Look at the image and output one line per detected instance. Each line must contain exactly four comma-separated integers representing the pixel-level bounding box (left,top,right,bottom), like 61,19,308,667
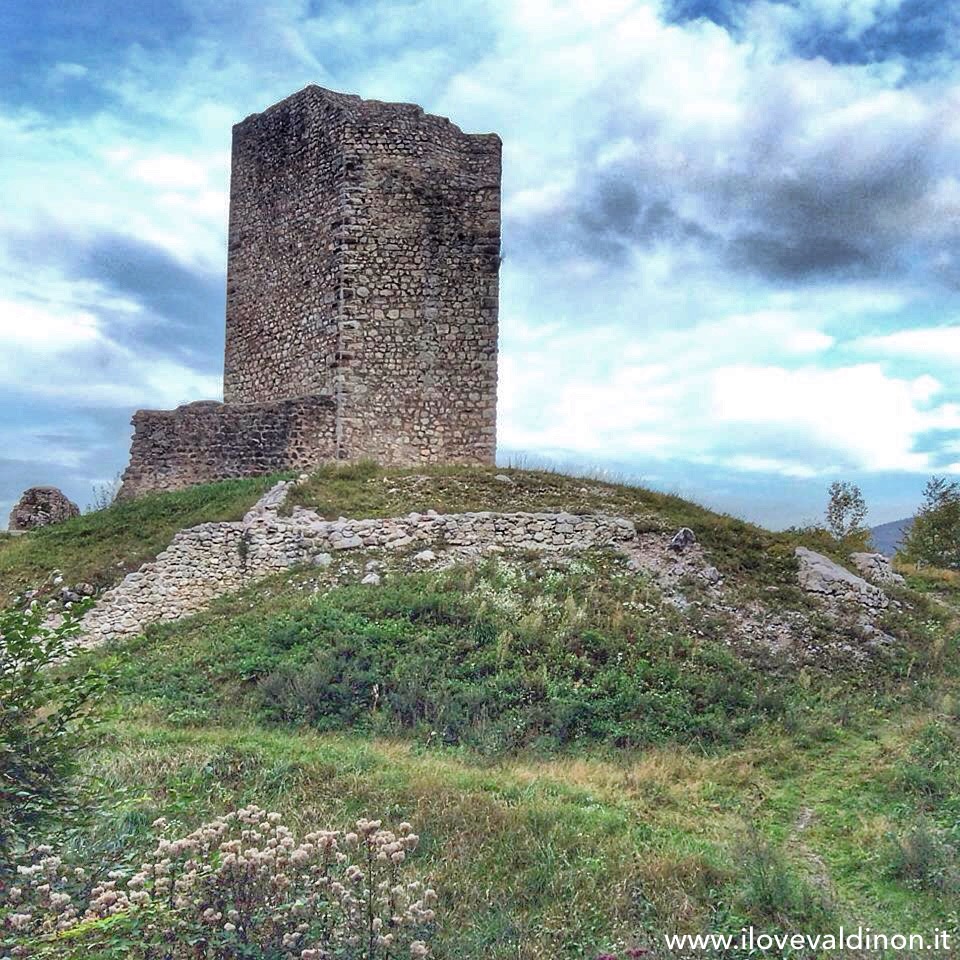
334,93,500,465
224,89,351,404
79,483,636,646
118,397,337,498
118,87,501,498
222,86,501,465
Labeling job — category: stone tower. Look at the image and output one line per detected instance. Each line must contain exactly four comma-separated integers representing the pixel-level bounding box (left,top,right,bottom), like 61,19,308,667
117,87,501,498
223,85,501,464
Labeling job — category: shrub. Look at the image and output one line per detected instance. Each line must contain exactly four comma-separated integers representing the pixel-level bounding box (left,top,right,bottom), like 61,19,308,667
0,602,105,864
893,721,960,805
0,807,437,959
888,819,960,893
735,826,830,926
86,473,122,513
251,569,780,753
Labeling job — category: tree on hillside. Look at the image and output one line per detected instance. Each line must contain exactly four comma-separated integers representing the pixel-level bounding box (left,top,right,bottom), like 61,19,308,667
825,480,868,545
902,476,960,570
0,602,105,867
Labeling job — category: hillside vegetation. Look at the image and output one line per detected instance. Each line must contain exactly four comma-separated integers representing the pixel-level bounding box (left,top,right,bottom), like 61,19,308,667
0,476,280,606
4,464,959,958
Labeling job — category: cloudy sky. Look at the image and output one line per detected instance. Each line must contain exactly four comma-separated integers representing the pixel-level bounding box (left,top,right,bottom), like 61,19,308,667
2,0,959,528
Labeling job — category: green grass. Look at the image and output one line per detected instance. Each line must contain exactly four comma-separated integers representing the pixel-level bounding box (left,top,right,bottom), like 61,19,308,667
62,706,958,958
898,561,960,608
61,550,959,956
0,462,879,609
87,556,786,751
0,475,282,605
7,464,960,958
83,551,956,754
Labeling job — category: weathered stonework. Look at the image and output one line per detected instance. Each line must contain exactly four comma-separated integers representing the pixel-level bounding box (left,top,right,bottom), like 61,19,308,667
119,397,337,497
9,486,80,531
118,86,501,498
79,483,636,646
224,86,501,465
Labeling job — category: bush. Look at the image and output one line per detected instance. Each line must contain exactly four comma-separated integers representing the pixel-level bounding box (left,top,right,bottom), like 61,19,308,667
0,602,105,864
888,819,960,894
250,570,780,753
893,721,959,805
1,806,437,959
735,825,830,926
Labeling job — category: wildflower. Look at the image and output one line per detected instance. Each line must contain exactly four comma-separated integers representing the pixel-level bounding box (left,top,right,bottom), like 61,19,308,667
2,810,434,957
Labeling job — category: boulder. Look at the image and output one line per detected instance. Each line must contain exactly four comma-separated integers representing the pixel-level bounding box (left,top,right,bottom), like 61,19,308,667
9,487,80,531
849,552,905,586
668,527,697,552
795,547,888,610
701,565,722,585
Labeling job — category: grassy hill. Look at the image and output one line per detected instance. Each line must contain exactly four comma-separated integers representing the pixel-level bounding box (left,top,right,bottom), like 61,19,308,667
4,465,959,958
0,475,281,606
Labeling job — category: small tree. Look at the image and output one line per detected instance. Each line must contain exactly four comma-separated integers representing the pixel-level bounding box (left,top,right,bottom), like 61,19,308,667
825,480,868,545
0,602,105,866
902,476,960,570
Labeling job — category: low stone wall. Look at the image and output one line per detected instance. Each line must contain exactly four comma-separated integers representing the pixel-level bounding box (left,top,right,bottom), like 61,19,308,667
79,483,637,646
118,396,338,498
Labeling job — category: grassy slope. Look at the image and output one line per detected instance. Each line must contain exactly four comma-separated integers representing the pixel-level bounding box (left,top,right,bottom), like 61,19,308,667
8,465,960,958
0,475,282,606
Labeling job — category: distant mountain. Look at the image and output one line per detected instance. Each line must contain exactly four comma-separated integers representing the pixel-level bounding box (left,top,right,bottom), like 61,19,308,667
870,517,913,557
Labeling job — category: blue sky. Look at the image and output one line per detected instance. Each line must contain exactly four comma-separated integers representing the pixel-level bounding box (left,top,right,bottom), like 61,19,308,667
2,0,959,529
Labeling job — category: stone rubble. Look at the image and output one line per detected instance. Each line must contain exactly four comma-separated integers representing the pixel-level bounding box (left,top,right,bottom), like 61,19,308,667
70,484,899,663
849,551,906,586
795,547,889,610
620,530,720,589
78,482,637,646
9,487,80,531
668,527,697,552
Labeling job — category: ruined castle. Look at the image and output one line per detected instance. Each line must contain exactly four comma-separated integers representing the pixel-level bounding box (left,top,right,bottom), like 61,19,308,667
118,86,502,498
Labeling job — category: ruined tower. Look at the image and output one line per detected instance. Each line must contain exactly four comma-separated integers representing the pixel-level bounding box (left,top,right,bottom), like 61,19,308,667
118,87,501,497
224,85,501,464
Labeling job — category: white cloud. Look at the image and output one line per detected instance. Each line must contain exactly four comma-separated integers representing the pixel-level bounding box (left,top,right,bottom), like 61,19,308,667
710,363,960,472
0,299,99,347
2,0,960,525
501,317,960,477
49,62,89,82
129,153,215,190
853,326,960,363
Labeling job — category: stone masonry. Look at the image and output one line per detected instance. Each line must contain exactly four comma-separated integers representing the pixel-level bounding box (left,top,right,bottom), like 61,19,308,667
120,397,337,497
79,483,636,646
119,86,501,498
9,486,80,531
